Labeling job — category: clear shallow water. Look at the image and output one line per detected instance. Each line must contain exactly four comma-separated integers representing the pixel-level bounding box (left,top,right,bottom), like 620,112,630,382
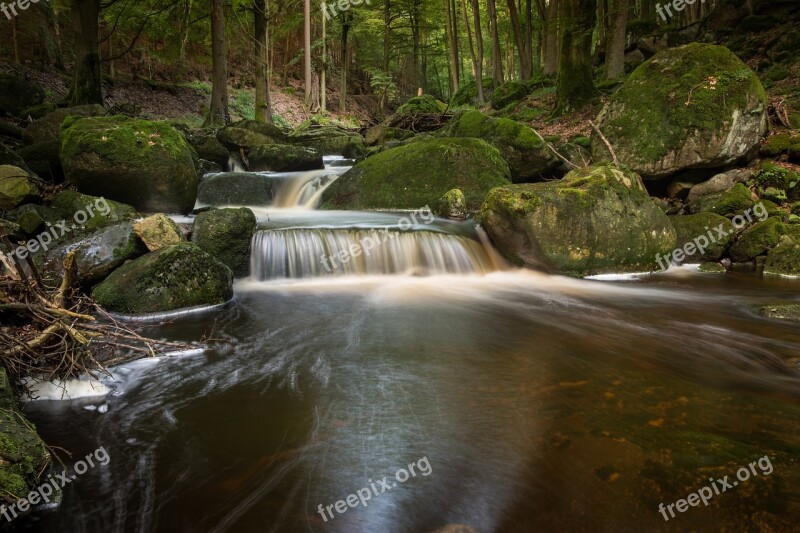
16,269,800,532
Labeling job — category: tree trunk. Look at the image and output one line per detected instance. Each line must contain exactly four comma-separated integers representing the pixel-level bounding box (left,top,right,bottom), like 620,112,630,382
254,0,273,122
68,0,103,106
471,0,485,103
487,0,503,85
205,0,229,126
605,0,628,79
340,12,351,112
383,0,391,73
178,0,192,63
461,0,477,77
543,0,559,77
304,0,312,108
554,0,597,115
321,5,327,113
443,0,460,94
506,0,531,79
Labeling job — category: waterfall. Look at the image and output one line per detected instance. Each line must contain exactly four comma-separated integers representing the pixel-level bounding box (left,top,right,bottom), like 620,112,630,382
250,228,502,280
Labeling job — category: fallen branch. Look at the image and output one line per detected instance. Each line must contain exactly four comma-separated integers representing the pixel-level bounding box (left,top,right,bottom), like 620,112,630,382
590,120,620,166
532,128,580,169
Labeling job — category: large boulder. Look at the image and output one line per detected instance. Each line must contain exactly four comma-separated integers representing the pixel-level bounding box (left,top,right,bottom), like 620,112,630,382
591,43,767,179
729,218,787,262
387,95,446,127
288,125,365,155
15,140,62,182
246,144,324,172
196,172,274,207
0,166,39,211
51,191,137,231
0,75,45,116
190,132,230,167
438,110,559,182
192,208,257,277
216,119,287,151
0,144,30,171
22,105,106,145
668,212,735,262
6,203,63,235
480,163,676,276
688,182,755,216
92,243,234,314
764,234,800,276
60,116,198,214
322,138,511,210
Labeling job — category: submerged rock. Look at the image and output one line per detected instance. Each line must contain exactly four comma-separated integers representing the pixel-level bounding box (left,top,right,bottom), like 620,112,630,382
481,163,676,276
60,116,198,214
321,138,511,210
438,110,559,182
196,172,274,207
192,208,257,277
592,43,767,179
92,243,233,314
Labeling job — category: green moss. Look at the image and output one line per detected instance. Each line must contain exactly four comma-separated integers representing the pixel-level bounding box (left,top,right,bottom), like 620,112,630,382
764,234,800,276
490,81,529,110
393,95,445,116
669,212,734,261
689,183,755,216
51,190,137,230
451,76,494,107
761,132,800,156
730,218,787,262
192,208,257,277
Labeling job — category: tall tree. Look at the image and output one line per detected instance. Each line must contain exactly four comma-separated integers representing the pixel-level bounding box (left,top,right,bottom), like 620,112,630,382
254,0,273,122
543,0,559,76
605,0,628,79
340,11,352,112
554,0,597,114
68,0,103,105
304,0,312,107
206,0,229,126
443,0,460,94
506,0,531,79
487,0,503,85
471,0,485,103
321,2,327,113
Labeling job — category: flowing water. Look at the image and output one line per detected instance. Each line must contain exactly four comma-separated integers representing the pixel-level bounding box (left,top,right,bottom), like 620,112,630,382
14,159,800,532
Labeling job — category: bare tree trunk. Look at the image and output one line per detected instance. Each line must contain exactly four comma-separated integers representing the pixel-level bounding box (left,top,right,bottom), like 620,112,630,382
11,18,20,64
506,0,531,79
487,0,503,85
605,0,628,79
254,0,273,122
383,0,391,73
554,0,597,114
461,0,477,76
471,0,485,103
321,5,327,113
178,0,192,63
304,0,312,108
205,0,229,126
443,0,460,94
543,0,559,77
340,12,352,112
68,0,103,106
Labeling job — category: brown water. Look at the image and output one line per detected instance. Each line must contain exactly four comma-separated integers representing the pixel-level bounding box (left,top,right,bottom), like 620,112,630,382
16,268,800,532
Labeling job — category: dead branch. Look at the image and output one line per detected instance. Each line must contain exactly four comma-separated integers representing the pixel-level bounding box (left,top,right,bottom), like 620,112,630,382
590,120,620,166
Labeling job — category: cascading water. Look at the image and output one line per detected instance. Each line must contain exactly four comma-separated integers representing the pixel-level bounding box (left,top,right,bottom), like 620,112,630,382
250,227,501,280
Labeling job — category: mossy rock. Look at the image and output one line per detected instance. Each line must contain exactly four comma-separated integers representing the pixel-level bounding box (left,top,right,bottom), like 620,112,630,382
133,214,184,251
437,110,559,183
60,116,198,214
196,172,274,207
751,162,800,201
592,43,767,179
480,163,676,276
92,242,233,314
247,144,323,172
433,188,467,219
0,166,39,211
0,370,50,505
18,103,56,120
669,212,735,261
190,133,229,167
22,105,106,145
389,95,446,121
490,81,529,110
757,304,800,320
688,182,755,216
729,218,787,261
51,191,137,231
364,125,414,146
763,234,800,276
15,140,62,182
216,119,287,150
192,207,256,277
322,138,511,210
0,144,30,172
6,203,63,235
0,75,45,117
760,132,800,157
451,76,494,107
287,125,365,155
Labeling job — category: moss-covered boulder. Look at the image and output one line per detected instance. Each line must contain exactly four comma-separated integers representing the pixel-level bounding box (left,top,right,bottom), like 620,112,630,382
0,75,45,116
730,218,787,262
490,81,529,110
51,191,137,230
750,162,800,202
216,119,286,150
437,110,559,182
6,203,62,235
451,76,494,107
669,212,735,261
688,182,755,216
92,242,233,314
388,95,447,127
133,214,184,251
364,125,414,146
22,105,106,145
191,133,230,167
60,116,198,214
192,208,256,277
42,221,146,285
0,369,50,507
288,125,365,155
0,166,39,211
480,163,676,276
246,144,323,172
760,131,800,160
322,138,511,210
15,140,62,182
687,169,753,202
434,189,467,219
764,234,800,276
0,144,30,172
196,172,274,207
592,43,767,179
